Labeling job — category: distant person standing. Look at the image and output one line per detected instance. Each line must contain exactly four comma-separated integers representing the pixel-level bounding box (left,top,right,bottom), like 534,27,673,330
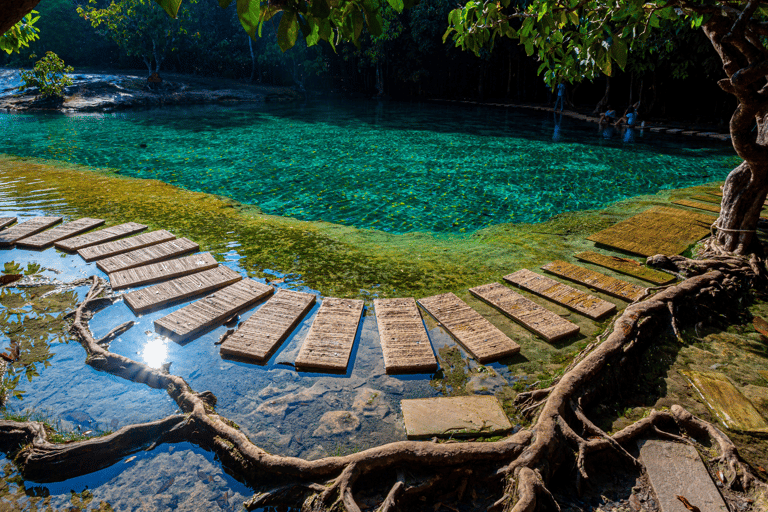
553,81,566,112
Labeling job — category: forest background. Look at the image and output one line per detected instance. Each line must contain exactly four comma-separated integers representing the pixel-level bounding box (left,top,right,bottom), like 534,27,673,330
0,0,736,124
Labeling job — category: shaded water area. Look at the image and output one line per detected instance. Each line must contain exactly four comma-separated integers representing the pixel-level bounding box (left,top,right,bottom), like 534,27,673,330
0,97,755,511
0,99,736,234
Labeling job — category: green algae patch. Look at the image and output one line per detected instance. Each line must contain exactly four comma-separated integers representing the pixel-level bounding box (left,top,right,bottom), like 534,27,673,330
0,155,723,301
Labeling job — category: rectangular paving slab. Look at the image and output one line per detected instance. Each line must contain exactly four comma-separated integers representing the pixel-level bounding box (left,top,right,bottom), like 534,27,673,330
16,217,105,249
220,289,316,362
123,265,243,313
155,279,274,343
78,230,176,262
504,269,616,320
574,251,675,285
109,252,219,290
401,395,512,439
681,370,768,433
374,298,438,374
690,194,721,204
587,206,714,256
55,222,147,252
96,238,199,274
639,440,728,512
542,260,646,302
418,292,520,363
0,217,16,230
294,297,364,372
0,217,62,247
469,282,579,342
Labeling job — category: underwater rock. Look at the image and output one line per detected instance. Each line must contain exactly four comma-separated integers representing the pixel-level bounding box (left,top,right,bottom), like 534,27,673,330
352,387,390,419
312,411,361,436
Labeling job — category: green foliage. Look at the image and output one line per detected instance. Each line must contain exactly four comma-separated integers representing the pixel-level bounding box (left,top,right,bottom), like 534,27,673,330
441,0,704,88
19,51,74,98
78,0,195,72
0,12,40,54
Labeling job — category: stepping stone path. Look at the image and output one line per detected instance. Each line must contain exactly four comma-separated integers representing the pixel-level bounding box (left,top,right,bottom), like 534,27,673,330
469,282,579,342
374,298,438,374
78,229,176,262
55,222,147,252
587,206,714,256
123,265,243,313
0,217,16,230
542,261,646,302
504,269,615,320
16,218,104,249
109,252,218,290
294,297,364,372
155,279,273,343
220,289,316,362
418,292,520,363
0,216,61,246
574,251,674,285
639,440,728,512
401,395,512,439
681,370,768,433
672,198,722,214
96,238,199,274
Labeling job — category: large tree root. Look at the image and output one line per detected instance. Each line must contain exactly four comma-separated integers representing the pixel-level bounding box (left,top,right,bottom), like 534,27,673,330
0,252,766,510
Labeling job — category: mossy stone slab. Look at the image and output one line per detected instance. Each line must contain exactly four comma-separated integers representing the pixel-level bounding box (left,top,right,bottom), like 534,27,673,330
401,395,512,439
639,440,728,512
574,251,674,285
587,206,714,256
681,370,768,434
759,370,768,384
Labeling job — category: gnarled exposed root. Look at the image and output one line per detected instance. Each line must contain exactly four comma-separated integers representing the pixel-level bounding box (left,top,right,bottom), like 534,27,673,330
0,252,765,511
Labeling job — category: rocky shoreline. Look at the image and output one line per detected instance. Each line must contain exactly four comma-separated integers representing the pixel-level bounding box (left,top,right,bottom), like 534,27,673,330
0,72,304,112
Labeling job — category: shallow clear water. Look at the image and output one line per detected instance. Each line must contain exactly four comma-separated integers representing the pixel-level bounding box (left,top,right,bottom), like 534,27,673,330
0,100,735,234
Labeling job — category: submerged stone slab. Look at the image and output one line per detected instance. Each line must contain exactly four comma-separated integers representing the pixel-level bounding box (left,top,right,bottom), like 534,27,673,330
401,395,512,439
587,206,714,257
681,370,768,433
639,440,728,512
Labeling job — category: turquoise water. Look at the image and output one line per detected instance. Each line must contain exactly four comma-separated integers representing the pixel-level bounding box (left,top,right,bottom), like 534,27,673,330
0,100,735,233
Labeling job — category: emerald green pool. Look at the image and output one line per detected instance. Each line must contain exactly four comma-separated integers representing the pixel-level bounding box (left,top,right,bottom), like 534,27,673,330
0,100,735,233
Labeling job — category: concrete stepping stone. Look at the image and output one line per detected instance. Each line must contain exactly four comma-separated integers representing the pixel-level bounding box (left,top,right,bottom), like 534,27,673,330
418,292,520,363
96,238,199,274
123,265,242,314
681,370,768,433
672,198,722,214
681,130,698,136
542,260,645,301
689,194,720,204
504,269,616,320
401,395,512,439
109,252,219,290
294,297,364,372
0,217,16,230
155,279,273,343
78,230,176,262
55,222,147,252
666,128,683,134
373,298,438,374
639,440,728,512
587,206,714,257
469,282,579,343
0,216,62,247
220,289,316,362
16,217,105,249
574,251,674,285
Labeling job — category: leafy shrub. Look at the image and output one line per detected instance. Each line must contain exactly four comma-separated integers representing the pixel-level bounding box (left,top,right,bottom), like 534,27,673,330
19,51,74,99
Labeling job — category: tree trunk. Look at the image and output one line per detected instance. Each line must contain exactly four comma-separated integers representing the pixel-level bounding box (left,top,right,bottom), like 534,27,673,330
0,0,39,34
248,36,256,82
716,161,768,252
592,76,610,114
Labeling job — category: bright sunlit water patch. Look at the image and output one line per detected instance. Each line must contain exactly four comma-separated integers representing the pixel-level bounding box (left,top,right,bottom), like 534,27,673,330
0,100,736,234
142,334,169,368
